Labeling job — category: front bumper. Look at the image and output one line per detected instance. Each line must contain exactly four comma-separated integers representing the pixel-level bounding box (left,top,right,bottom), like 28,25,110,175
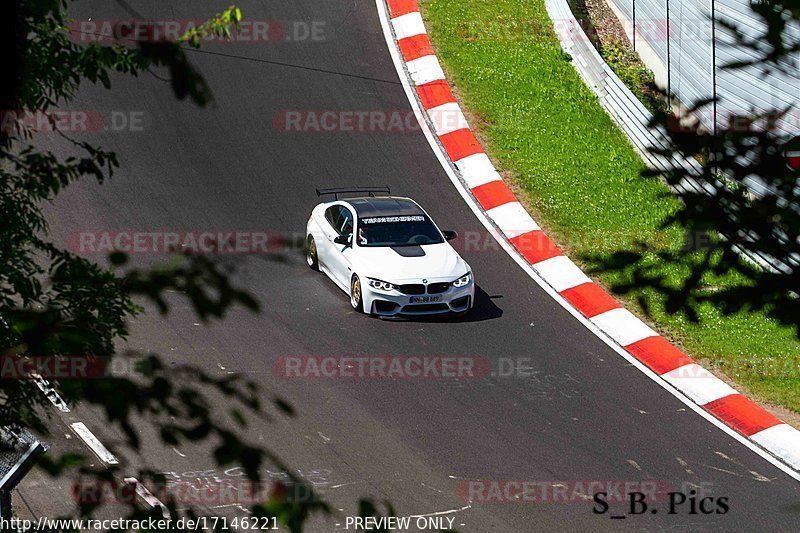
363,280,474,317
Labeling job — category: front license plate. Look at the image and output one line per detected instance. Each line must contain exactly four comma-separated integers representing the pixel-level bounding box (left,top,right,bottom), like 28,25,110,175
410,295,443,304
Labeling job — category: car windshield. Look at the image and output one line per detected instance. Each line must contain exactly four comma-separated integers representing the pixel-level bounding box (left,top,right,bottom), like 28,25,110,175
357,215,444,247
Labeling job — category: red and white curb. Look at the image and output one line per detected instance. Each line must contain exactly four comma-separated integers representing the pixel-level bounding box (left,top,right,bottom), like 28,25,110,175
376,0,800,477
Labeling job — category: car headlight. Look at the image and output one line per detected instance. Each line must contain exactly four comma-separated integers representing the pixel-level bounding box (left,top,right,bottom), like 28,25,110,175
368,278,396,291
451,272,471,287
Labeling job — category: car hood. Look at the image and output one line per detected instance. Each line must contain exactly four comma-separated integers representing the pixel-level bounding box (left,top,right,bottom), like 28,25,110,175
354,242,469,282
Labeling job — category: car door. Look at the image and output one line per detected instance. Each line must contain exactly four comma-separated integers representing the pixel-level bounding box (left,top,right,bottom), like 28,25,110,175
322,204,355,287
317,205,341,270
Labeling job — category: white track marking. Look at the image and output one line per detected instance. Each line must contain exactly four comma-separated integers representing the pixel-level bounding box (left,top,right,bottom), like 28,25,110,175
70,422,118,465
661,365,739,405
589,308,657,347
750,425,800,470
531,256,590,292
406,55,446,85
427,102,469,135
124,477,170,518
410,504,471,518
485,202,540,238
391,12,426,40
32,374,70,412
454,153,503,188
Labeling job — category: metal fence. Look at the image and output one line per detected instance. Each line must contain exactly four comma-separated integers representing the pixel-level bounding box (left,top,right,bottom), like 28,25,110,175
607,0,799,141
546,0,703,183
546,0,797,272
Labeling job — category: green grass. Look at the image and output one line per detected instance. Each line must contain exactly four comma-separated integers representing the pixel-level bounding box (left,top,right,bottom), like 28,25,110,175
598,41,666,115
422,0,800,413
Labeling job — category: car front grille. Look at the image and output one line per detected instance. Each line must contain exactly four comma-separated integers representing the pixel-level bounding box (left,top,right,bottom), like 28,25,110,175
427,282,450,294
398,282,451,295
402,303,449,313
398,284,425,295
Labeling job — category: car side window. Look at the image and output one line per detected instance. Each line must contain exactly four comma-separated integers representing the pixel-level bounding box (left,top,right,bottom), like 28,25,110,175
324,206,342,233
338,207,354,236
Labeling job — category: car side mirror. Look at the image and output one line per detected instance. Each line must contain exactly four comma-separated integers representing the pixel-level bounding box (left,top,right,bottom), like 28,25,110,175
334,234,351,246
442,230,458,241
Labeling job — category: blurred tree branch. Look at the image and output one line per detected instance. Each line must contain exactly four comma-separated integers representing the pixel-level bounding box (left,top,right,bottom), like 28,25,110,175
0,1,346,530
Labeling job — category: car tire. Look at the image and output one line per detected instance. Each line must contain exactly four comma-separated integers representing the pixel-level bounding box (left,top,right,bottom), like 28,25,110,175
306,235,319,271
350,275,364,313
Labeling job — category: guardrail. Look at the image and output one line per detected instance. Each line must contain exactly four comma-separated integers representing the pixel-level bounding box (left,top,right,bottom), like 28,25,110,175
0,429,45,520
545,0,796,274
546,0,703,188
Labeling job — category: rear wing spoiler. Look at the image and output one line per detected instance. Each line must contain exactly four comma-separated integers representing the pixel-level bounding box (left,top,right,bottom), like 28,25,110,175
315,186,391,200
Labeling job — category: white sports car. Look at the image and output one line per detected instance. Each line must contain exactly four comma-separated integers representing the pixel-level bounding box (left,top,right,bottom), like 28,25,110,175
305,187,474,317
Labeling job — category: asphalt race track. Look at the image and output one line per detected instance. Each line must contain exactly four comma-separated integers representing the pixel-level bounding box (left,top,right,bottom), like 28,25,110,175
20,0,800,531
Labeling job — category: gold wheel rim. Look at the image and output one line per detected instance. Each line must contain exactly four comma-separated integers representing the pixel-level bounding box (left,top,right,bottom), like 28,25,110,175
352,278,361,307
307,240,316,265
